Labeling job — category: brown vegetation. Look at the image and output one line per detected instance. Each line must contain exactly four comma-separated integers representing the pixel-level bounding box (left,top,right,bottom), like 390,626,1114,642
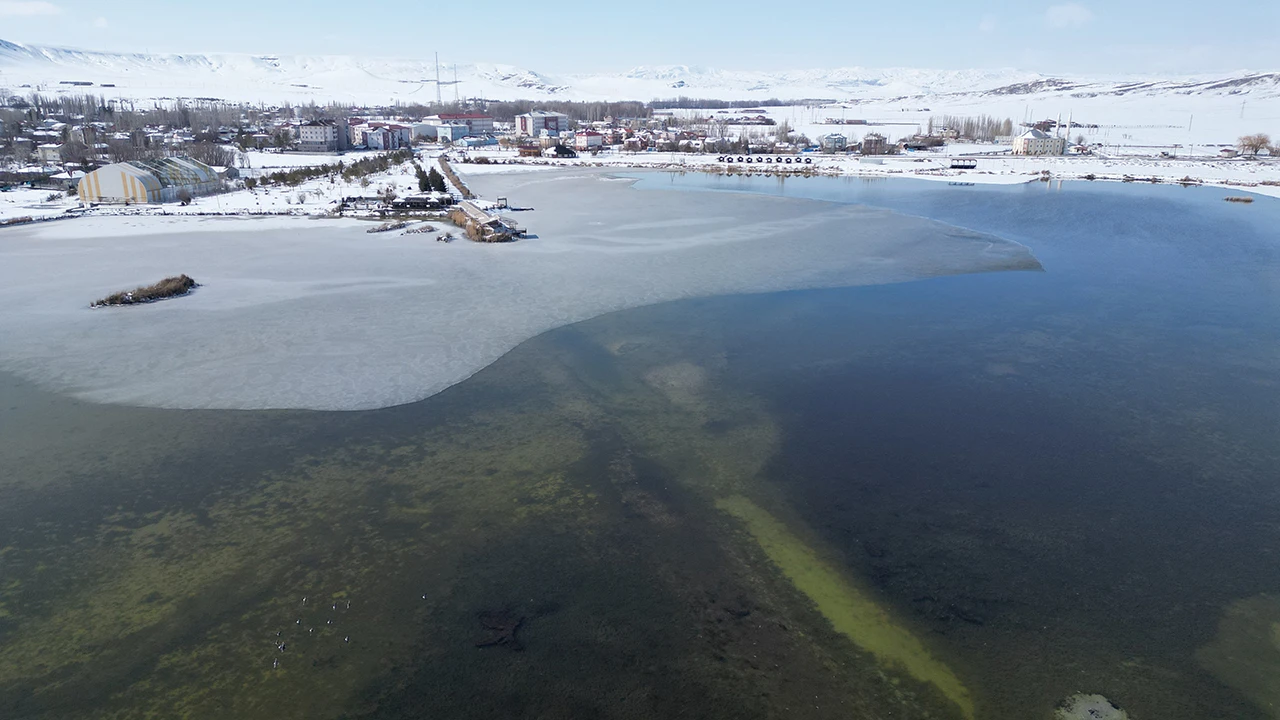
446,209,515,243
1224,196,1255,203
437,158,475,199
93,274,199,307
366,220,409,234
1237,133,1271,157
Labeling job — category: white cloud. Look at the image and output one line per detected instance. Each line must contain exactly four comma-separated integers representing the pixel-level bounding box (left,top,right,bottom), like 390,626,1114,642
92,15,108,28
978,15,998,33
1046,3,1094,28
0,1,62,16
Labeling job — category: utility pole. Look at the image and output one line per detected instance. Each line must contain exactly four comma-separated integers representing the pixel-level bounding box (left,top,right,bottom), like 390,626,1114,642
435,52,442,107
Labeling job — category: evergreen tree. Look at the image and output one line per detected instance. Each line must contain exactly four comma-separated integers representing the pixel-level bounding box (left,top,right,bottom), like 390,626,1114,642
427,167,447,193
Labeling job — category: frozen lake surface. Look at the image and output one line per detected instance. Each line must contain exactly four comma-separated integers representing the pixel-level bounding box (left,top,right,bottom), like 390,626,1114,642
0,170,1038,410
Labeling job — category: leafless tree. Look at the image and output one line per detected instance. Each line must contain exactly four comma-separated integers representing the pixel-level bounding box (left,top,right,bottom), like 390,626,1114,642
1238,133,1271,156
59,139,92,166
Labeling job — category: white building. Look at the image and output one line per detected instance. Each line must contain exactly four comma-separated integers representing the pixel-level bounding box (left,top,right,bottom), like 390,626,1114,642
820,134,848,152
78,157,220,204
516,110,570,137
425,113,494,136
1012,129,1066,156
357,124,412,150
298,119,348,153
411,123,438,141
36,143,63,164
574,131,604,151
436,124,469,143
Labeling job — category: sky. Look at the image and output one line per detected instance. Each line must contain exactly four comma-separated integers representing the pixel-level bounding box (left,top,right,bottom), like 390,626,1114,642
0,0,1276,76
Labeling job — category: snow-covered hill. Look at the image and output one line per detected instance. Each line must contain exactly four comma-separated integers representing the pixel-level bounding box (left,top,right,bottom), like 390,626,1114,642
2,39,1278,106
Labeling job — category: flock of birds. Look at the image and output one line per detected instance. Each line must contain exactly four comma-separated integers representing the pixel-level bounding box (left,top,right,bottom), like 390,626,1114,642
269,595,355,670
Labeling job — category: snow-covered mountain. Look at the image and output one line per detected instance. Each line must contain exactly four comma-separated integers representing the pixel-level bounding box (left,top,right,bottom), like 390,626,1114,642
1,39,1278,107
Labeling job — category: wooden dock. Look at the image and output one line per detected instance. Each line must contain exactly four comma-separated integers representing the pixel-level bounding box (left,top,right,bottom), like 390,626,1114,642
454,201,525,240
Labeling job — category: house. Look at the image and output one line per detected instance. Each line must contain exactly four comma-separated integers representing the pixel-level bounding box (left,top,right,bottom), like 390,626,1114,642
69,125,96,146
436,124,469,143
574,131,604,151
458,135,498,148
78,157,220,204
516,110,570,137
860,133,888,156
37,143,64,165
820,134,848,152
545,145,577,158
49,169,85,191
1219,147,1239,158
1012,129,1066,156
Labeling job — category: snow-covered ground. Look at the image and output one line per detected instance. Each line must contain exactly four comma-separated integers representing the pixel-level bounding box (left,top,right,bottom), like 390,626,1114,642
726,97,1275,157
2,38,1277,106
0,186,78,223
239,149,386,171
454,148,1280,199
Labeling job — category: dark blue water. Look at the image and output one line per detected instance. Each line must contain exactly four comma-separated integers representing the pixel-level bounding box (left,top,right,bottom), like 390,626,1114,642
628,173,1280,718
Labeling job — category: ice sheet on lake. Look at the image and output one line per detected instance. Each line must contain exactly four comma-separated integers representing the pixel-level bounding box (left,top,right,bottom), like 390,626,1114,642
0,169,1041,411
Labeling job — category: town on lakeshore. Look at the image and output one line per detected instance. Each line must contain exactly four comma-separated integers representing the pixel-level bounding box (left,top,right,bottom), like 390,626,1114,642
2,83,1277,231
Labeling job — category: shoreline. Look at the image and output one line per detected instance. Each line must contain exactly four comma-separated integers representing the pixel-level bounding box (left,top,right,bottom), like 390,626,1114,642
450,152,1280,199
4,152,1276,228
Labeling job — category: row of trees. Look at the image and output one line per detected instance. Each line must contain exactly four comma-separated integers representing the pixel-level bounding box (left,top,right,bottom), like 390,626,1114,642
413,162,447,193
483,99,649,124
650,97,792,110
926,115,1015,142
248,148,413,189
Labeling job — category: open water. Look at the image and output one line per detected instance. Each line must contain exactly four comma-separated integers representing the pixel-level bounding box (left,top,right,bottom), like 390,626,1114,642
1,174,1277,719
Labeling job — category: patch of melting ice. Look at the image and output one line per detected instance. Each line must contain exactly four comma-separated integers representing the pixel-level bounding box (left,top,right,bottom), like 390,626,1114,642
0,169,1039,410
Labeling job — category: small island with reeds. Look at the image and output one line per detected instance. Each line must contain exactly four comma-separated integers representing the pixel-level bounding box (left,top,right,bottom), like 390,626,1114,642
92,275,200,307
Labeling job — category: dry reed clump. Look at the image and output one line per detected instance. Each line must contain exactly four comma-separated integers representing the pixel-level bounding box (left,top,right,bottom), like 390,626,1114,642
1224,196,1255,203
93,275,199,307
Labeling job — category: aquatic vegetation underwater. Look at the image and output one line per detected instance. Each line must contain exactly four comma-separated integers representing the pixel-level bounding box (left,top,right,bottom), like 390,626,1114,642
0,306,978,720
1198,594,1280,718
716,494,973,719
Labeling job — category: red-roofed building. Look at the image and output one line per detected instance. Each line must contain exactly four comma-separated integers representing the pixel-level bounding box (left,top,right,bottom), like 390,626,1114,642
574,131,604,151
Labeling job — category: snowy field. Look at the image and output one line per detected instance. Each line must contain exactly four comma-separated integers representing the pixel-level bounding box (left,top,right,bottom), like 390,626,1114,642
0,169,1038,411
456,148,1280,199
0,150,454,222
239,149,387,171
707,95,1277,157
